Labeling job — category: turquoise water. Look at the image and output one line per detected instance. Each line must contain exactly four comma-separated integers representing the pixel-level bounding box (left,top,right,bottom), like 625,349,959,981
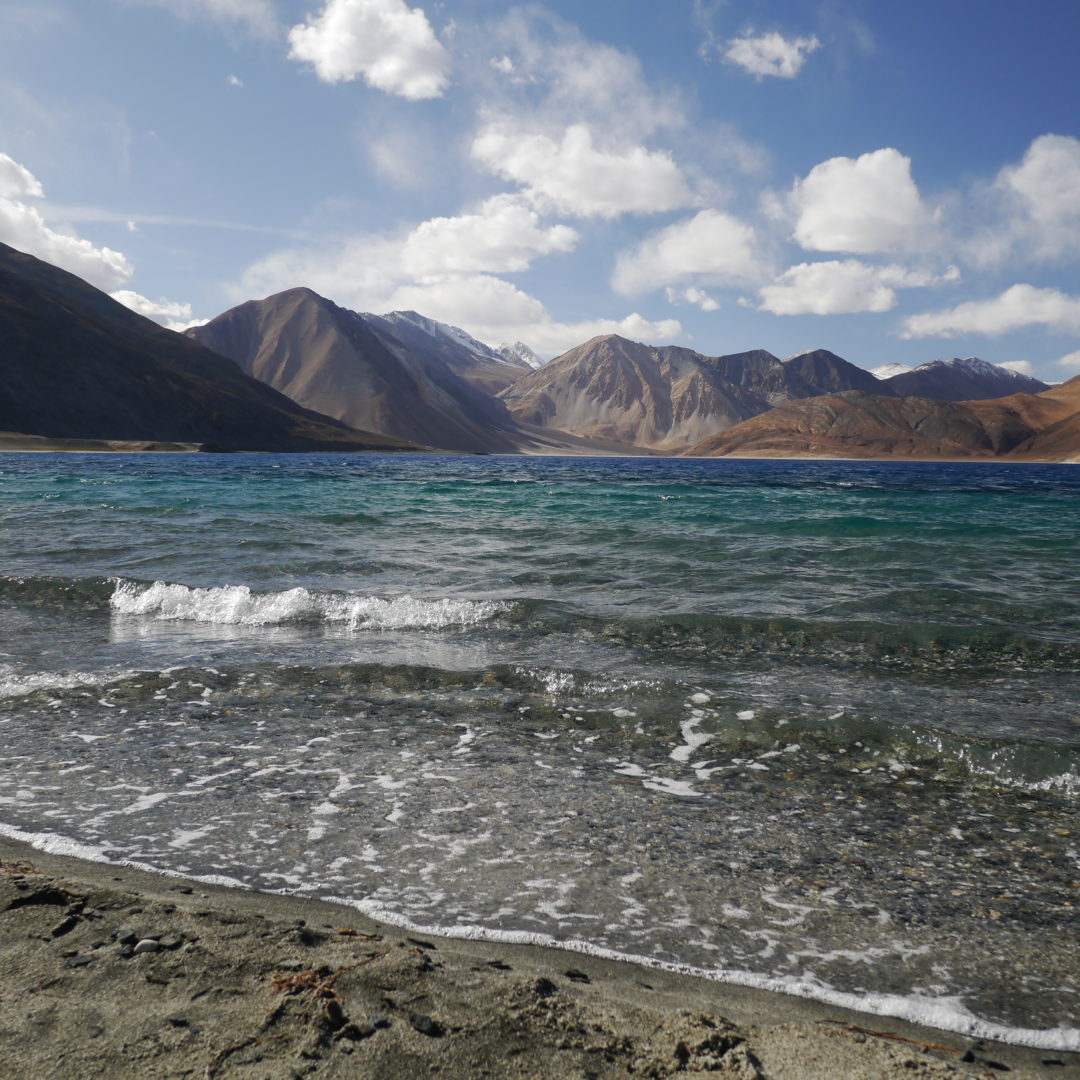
0,453,1077,1047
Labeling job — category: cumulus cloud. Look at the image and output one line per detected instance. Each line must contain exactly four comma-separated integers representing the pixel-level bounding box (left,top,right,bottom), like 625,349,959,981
0,153,133,290
611,210,759,295
383,273,681,354
239,200,679,357
786,148,934,254
400,195,577,276
110,290,202,331
0,152,45,198
724,31,821,79
472,122,693,219
994,134,1080,262
758,260,958,316
1058,349,1080,370
227,74,244,87
999,359,1035,376
288,0,450,100
900,284,1080,339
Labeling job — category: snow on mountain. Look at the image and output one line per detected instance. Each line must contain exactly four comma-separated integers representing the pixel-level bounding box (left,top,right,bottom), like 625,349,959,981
871,363,912,380
497,341,544,369
379,310,511,364
918,356,1031,380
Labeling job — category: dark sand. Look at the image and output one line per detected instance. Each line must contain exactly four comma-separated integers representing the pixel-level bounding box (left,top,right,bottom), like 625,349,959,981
0,837,1073,1080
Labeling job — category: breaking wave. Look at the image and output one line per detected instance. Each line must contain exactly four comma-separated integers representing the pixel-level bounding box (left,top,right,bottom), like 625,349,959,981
109,579,507,631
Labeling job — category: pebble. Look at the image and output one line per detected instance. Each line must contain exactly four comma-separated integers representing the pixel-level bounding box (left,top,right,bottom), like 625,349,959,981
66,955,94,968
689,692,711,705
50,915,80,938
370,1014,390,1029
407,1012,443,1037
340,1022,375,1041
134,939,161,954
114,930,137,945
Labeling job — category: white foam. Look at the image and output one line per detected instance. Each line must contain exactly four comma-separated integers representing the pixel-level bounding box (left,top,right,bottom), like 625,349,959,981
0,819,1075,1052
0,663,128,701
109,579,506,631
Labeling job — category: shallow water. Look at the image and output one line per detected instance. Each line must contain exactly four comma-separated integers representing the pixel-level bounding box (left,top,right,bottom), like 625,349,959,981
0,453,1076,1048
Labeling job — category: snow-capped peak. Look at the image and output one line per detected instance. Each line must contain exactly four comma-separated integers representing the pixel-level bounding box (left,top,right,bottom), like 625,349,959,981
870,363,911,380
380,310,504,361
915,357,1026,379
496,341,544,369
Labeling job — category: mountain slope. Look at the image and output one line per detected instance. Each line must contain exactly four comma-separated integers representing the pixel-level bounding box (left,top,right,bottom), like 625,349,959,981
363,310,529,396
782,349,884,396
0,242,411,451
878,357,1049,400
497,336,890,451
497,335,777,451
188,289,523,453
685,381,1080,461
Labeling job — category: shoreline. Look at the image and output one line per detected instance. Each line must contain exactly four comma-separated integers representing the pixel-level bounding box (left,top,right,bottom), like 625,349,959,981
2,834,1073,1079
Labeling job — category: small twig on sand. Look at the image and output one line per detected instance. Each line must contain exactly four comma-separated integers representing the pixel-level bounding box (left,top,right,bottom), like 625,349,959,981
816,1019,960,1054
205,1036,260,1079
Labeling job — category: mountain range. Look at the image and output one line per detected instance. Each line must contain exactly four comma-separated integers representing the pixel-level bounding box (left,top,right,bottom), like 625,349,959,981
1,241,1077,462
0,243,416,453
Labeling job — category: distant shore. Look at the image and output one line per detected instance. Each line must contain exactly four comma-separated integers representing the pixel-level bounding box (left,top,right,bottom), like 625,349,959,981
1,835,1071,1079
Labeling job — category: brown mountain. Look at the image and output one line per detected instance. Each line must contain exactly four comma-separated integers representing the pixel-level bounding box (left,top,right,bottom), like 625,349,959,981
0,242,412,452
188,289,524,453
496,335,886,452
685,377,1080,461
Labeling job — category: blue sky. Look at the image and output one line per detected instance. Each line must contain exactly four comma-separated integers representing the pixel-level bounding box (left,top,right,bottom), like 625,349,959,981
2,0,1080,378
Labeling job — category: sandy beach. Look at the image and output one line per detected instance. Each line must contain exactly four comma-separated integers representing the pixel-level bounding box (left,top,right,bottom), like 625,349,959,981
1,836,1072,1080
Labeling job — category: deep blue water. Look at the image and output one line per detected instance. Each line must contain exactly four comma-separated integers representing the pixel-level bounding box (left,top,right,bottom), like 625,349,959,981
0,453,1077,1047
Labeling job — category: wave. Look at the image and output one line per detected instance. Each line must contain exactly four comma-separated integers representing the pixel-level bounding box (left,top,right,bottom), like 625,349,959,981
109,580,508,630
0,819,1076,1052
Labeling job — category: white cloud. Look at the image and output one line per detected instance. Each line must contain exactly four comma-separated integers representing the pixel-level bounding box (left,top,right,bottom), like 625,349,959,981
486,9,682,142
759,260,896,315
227,74,244,87
0,153,133,290
788,148,933,254
994,134,1080,261
472,122,693,219
240,215,679,358
0,152,45,198
666,286,719,312
724,31,821,79
288,0,450,100
999,359,1035,376
1058,349,1080,370
123,0,277,36
900,284,1080,339
400,195,577,276
612,209,759,296
758,259,957,316
110,290,202,331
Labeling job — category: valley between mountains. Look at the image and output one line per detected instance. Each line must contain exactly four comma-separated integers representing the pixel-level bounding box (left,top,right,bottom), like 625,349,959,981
4,240,1079,461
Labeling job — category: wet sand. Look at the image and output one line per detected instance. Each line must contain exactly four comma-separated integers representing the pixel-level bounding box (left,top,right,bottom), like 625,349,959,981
0,836,1072,1080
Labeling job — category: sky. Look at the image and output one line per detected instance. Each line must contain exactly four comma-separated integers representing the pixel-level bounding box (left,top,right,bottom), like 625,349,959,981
2,0,1080,378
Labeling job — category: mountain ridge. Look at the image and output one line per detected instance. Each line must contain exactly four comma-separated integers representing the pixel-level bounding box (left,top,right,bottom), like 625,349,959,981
0,245,416,452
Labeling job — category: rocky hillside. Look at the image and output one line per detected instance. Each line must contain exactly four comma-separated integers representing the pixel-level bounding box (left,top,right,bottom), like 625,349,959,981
497,336,888,451
188,289,524,453
685,378,1080,461
0,243,411,452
